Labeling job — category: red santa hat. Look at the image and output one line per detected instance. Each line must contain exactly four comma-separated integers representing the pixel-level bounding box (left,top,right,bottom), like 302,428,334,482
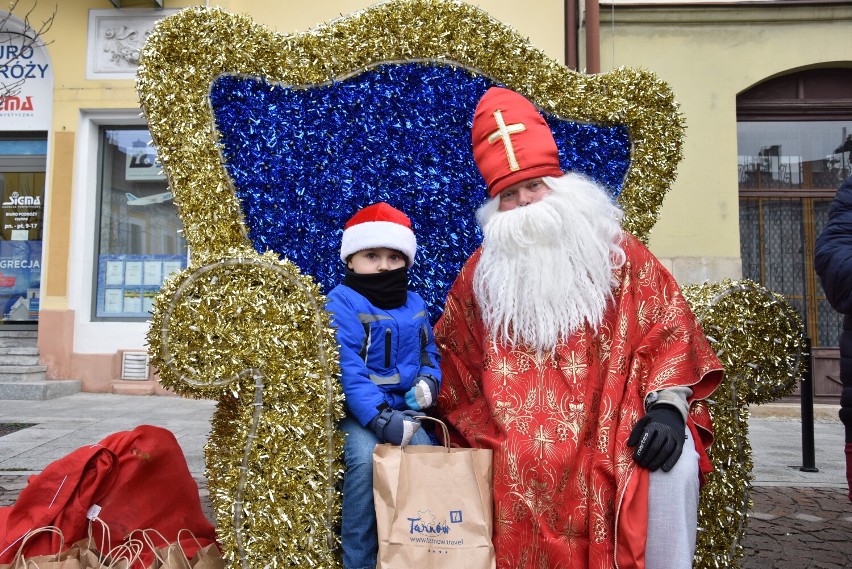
340,202,417,266
471,87,564,198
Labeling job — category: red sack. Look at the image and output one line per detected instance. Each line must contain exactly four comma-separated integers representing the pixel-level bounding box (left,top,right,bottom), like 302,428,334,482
0,425,217,568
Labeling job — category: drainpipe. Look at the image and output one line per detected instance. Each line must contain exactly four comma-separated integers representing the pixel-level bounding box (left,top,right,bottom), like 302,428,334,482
565,0,578,70
585,0,600,74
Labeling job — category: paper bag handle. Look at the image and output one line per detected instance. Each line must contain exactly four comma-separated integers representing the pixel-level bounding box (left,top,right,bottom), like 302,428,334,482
412,416,451,452
7,526,65,565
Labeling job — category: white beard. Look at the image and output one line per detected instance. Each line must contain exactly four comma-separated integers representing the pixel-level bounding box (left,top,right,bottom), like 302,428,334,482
473,173,626,352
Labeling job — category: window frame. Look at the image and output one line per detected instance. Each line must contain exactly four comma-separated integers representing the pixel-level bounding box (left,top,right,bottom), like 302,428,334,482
737,68,852,350
90,124,186,322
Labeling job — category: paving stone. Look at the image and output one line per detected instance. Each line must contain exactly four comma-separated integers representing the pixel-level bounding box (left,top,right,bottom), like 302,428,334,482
749,512,777,521
793,513,826,522
742,486,852,569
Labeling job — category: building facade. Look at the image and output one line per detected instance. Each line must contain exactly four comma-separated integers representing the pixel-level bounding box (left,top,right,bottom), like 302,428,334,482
2,0,848,396
595,1,852,396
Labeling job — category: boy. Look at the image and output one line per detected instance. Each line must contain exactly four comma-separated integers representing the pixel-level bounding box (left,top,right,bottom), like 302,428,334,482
327,202,441,569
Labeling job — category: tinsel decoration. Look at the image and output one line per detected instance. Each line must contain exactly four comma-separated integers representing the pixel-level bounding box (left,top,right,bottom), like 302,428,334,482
682,279,805,569
146,249,345,568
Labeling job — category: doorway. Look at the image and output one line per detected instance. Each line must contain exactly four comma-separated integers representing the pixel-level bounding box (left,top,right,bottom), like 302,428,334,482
738,69,852,398
0,135,46,328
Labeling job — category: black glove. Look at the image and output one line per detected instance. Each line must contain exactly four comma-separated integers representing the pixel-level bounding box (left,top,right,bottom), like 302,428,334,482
627,404,685,472
404,375,439,410
368,407,425,446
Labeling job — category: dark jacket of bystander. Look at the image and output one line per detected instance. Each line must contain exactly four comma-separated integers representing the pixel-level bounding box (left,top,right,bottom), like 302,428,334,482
814,174,852,501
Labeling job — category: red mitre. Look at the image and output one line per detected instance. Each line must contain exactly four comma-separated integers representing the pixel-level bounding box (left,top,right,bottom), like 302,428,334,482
471,87,563,197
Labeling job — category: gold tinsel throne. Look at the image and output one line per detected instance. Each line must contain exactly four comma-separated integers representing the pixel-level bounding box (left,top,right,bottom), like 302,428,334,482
137,2,805,568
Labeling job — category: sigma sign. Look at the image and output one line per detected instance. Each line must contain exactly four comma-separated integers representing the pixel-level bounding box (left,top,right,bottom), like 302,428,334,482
0,32,52,131
2,192,41,208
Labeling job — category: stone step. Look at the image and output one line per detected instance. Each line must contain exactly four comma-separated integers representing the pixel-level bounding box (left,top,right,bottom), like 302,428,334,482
0,350,38,370
0,379,81,400
0,350,40,366
0,330,37,338
2,346,39,355
0,332,39,348
0,366,48,382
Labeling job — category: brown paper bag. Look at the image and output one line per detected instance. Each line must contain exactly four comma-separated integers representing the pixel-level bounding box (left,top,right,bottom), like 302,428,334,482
373,417,495,569
75,540,142,569
0,527,83,569
9,557,82,569
77,518,143,569
0,555,82,568
135,528,222,569
186,545,223,569
134,529,188,569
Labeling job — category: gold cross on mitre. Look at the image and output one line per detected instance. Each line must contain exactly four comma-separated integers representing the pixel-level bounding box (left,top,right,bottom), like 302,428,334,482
487,109,526,171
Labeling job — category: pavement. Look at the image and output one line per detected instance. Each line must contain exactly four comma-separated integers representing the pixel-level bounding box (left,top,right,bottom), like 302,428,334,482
0,394,850,568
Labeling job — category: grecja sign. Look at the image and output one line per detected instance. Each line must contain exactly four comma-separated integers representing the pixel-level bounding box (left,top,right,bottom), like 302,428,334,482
0,31,53,131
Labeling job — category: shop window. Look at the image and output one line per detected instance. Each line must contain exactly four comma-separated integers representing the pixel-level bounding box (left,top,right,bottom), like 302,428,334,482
738,68,852,398
93,127,186,320
0,135,46,326
738,121,852,192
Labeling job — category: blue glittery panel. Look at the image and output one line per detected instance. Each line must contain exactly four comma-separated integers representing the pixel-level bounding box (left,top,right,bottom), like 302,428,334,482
209,62,631,323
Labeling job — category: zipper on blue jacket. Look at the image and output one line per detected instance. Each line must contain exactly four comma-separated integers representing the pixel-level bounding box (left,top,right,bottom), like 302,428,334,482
384,328,392,368
419,324,432,367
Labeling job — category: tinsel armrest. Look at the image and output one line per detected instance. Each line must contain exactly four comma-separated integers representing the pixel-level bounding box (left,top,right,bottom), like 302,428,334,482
147,250,345,568
683,279,805,568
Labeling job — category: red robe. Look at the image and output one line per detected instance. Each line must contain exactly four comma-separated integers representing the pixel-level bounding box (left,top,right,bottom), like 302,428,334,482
435,233,722,569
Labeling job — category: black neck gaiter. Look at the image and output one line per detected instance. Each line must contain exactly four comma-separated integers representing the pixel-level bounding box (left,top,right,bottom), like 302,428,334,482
343,267,409,309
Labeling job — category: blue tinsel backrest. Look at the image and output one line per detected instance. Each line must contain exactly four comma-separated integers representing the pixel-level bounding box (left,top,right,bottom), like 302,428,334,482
209,62,631,324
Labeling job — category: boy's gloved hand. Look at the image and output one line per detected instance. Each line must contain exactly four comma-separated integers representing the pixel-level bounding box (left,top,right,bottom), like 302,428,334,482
368,407,425,446
627,404,685,472
404,375,439,411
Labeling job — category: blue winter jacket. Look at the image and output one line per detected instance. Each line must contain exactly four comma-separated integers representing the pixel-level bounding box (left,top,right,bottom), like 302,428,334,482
326,284,441,427
814,174,852,442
